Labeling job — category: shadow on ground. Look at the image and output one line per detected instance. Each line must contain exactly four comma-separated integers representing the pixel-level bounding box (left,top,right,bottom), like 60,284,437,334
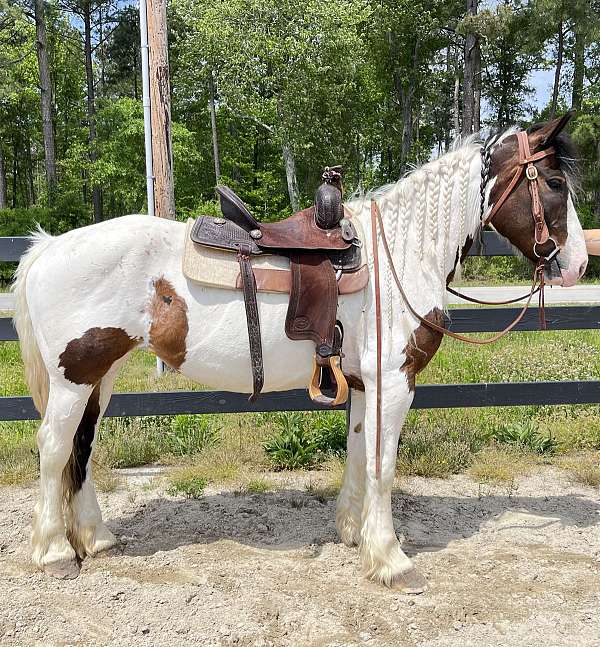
107,487,600,559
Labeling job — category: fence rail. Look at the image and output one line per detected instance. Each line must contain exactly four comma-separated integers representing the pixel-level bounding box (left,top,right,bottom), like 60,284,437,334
1,232,598,420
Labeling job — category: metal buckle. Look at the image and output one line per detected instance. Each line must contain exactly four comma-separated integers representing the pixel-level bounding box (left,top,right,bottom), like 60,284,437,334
525,165,538,181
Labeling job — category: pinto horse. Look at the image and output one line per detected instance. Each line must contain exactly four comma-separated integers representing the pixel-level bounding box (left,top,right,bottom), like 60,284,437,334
12,115,588,590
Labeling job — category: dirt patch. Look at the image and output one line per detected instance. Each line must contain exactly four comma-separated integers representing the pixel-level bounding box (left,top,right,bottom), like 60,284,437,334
1,468,599,647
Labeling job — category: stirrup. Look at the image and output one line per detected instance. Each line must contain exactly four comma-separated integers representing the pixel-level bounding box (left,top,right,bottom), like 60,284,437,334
308,355,349,407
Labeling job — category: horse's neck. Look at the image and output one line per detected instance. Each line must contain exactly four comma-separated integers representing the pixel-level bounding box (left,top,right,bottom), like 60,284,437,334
376,144,482,293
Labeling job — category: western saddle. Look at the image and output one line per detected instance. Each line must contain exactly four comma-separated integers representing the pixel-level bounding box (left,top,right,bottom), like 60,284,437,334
189,166,362,406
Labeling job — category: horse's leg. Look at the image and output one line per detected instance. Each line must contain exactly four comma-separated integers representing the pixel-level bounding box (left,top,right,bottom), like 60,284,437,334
31,380,93,579
336,390,366,547
68,358,127,559
359,373,425,593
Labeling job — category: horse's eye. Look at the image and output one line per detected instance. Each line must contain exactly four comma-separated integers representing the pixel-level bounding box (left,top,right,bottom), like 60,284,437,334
546,178,565,192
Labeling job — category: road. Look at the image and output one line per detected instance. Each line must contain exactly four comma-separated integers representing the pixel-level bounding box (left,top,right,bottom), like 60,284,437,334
0,285,599,312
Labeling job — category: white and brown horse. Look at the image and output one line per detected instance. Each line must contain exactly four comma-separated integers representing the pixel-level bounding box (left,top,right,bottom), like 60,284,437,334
12,115,588,590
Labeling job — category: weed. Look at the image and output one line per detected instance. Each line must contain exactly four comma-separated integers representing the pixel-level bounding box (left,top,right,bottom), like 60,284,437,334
263,412,347,470
244,477,272,494
557,454,600,488
168,468,208,499
310,412,347,457
468,447,533,485
263,413,320,470
488,421,557,454
397,426,482,478
305,480,339,503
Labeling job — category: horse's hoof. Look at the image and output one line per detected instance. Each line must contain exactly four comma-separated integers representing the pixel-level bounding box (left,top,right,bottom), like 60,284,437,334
43,558,81,580
391,567,427,594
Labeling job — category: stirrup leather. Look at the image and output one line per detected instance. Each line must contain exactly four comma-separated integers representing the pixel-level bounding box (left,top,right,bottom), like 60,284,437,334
308,355,349,407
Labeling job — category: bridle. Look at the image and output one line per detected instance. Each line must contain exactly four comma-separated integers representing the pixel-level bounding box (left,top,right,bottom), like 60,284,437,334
483,130,559,263
369,130,562,478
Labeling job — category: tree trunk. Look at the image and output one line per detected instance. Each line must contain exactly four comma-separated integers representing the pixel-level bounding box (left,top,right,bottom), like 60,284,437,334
550,23,564,119
25,138,35,206
12,138,17,208
147,0,176,219
0,145,6,209
571,27,585,111
83,1,102,222
34,0,57,199
453,47,461,138
208,71,221,184
282,139,299,212
595,140,600,222
473,40,481,133
462,0,479,136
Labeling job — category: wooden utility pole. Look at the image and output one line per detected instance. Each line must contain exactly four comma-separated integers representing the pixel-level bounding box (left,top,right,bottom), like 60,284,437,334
147,0,175,219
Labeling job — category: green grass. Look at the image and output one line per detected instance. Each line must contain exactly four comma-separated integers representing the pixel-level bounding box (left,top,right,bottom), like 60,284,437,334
1,328,599,485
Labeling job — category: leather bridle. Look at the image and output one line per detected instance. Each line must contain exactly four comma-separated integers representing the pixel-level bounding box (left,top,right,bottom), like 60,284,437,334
484,130,559,262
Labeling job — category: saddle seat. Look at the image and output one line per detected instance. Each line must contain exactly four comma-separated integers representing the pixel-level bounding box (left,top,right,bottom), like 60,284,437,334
215,185,356,251
189,174,362,407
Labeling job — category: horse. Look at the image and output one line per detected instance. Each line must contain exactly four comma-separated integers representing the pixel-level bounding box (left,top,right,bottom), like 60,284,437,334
11,114,588,590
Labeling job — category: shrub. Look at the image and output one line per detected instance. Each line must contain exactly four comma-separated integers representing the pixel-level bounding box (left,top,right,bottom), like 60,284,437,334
489,421,557,454
263,411,347,470
167,469,208,499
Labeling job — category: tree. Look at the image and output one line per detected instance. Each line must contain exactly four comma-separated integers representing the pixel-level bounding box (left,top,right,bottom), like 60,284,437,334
33,0,57,196
461,0,480,135
174,0,371,209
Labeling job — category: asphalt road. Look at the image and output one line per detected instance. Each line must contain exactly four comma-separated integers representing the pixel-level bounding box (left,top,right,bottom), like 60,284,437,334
1,285,599,312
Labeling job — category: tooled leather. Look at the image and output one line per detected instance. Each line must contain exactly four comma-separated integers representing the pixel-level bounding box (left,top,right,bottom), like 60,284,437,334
191,216,262,255
284,253,338,357
315,182,344,229
237,249,264,400
258,207,351,251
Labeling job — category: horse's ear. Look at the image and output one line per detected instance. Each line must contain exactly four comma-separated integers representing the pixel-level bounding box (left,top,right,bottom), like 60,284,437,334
529,110,575,148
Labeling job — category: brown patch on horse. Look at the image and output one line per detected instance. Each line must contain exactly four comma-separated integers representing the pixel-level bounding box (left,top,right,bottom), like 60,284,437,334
488,128,569,261
63,382,101,497
59,327,140,385
401,308,445,391
148,277,188,369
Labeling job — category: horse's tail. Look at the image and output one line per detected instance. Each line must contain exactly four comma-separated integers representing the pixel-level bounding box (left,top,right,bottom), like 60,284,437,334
12,228,55,416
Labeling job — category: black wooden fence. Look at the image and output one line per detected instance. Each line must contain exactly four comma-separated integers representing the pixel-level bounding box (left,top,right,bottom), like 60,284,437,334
1,233,599,421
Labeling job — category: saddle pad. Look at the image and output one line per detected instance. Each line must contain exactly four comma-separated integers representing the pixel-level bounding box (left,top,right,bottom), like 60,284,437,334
182,218,369,295
182,218,290,289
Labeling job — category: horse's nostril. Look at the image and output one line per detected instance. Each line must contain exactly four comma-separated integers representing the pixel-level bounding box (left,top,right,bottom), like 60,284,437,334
579,260,588,278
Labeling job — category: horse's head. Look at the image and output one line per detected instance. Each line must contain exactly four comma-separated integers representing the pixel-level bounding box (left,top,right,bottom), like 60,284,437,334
485,113,588,287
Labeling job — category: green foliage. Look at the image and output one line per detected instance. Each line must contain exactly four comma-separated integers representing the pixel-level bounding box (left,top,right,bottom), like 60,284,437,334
488,421,558,455
263,411,347,470
97,414,219,468
397,426,484,478
167,471,208,498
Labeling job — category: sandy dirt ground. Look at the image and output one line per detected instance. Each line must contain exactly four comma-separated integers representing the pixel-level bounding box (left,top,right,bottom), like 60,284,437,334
1,467,599,647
